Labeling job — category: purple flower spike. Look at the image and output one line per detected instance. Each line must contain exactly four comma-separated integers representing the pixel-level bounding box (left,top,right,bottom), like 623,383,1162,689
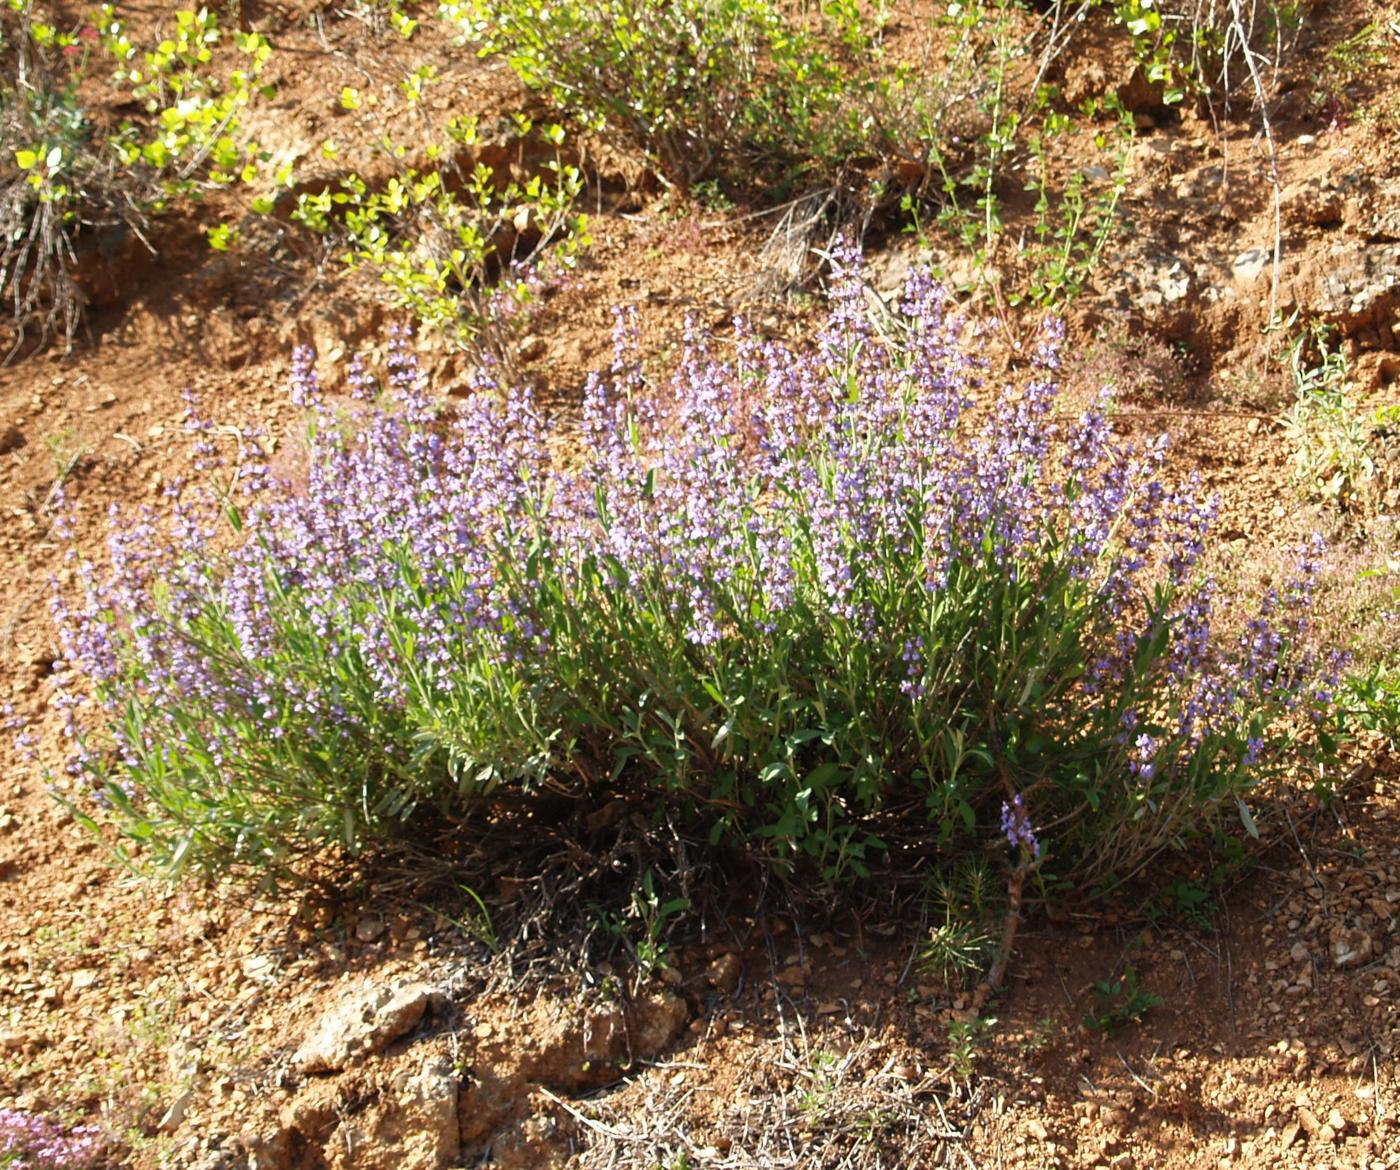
1001,794,1040,857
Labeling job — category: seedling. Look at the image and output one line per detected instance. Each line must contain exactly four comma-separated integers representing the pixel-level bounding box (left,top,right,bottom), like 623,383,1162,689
1083,965,1162,1033
948,1014,995,1080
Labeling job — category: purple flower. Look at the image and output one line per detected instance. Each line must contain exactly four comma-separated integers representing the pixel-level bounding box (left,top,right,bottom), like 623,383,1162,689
288,345,323,407
1001,794,1040,856
0,1109,104,1169
1131,733,1157,781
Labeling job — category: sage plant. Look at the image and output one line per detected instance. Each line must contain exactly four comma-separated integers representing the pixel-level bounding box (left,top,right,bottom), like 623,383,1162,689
52,247,1332,885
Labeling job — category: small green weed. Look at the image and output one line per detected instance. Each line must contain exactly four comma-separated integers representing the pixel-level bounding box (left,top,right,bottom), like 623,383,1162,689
418,881,499,953
1280,320,1393,520
1313,22,1389,124
1016,93,1133,307
343,0,423,39
1083,964,1162,1033
1018,1016,1060,1056
1153,878,1215,930
798,1048,842,1118
1105,0,1304,106
947,1014,994,1079
603,869,688,985
41,428,87,508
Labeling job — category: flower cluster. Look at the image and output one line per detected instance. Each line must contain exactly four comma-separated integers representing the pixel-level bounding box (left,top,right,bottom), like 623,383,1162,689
51,246,1334,882
0,1109,104,1170
1000,794,1039,858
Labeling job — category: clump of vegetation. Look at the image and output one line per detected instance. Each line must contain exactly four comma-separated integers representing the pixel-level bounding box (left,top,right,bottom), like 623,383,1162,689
1,1,585,360
1282,321,1396,520
1339,564,1400,747
270,102,590,362
440,0,885,190
53,247,1334,890
1345,662,1400,747
450,0,1139,306
0,1,271,355
920,861,997,988
1100,0,1305,109
947,1013,996,1080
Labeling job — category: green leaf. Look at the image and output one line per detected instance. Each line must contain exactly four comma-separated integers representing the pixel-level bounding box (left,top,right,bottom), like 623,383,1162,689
1236,798,1259,840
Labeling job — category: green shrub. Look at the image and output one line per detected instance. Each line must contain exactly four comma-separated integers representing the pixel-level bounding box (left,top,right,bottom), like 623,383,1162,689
1095,0,1304,109
1343,663,1400,747
0,1,271,353
1,0,582,356
0,2,102,351
269,110,589,358
441,0,851,187
444,0,990,203
453,0,1137,306
1281,321,1395,520
901,0,1135,308
1338,564,1400,748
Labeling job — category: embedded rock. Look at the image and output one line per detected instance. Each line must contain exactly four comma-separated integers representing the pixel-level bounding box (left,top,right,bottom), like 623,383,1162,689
1363,178,1400,241
1283,175,1346,229
292,979,436,1074
1331,926,1374,969
1311,242,1400,340
527,989,690,1090
1231,247,1270,286
241,1058,460,1170
1129,253,1192,310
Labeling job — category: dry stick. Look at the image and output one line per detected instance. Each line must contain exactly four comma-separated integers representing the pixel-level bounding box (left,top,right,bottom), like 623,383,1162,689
970,858,1027,1014
536,1086,642,1143
1030,0,1100,99
1116,1050,1157,1098
1372,1050,1385,1129
1229,0,1284,334
970,754,1039,1013
1220,892,1239,1037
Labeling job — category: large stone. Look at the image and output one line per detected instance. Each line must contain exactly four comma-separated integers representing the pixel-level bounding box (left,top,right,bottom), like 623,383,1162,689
1364,178,1400,241
1282,175,1346,229
292,980,437,1074
1231,247,1270,286
525,989,690,1091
